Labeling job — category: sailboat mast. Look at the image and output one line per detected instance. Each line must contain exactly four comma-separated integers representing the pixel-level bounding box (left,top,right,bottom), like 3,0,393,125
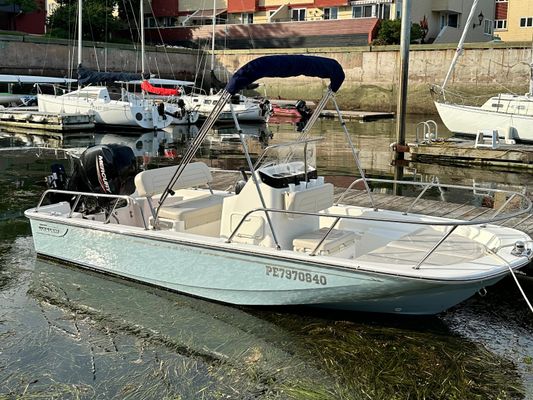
77,0,82,66
441,0,480,93
211,0,216,72
141,0,145,74
529,40,533,96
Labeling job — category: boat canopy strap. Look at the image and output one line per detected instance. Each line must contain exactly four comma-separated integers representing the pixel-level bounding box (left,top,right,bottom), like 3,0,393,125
225,55,345,95
77,64,148,85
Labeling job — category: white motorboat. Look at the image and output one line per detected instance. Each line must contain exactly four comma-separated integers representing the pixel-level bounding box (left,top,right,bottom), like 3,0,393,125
183,92,270,122
433,0,533,141
25,55,533,315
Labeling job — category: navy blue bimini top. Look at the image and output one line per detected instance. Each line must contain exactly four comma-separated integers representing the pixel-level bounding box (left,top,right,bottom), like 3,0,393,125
225,55,345,95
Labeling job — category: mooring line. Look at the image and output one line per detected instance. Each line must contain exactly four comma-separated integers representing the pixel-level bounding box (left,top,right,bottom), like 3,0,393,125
507,264,533,314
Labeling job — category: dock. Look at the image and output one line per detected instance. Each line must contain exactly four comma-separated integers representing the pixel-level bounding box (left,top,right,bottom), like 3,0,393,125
0,108,95,131
408,139,533,170
319,110,394,121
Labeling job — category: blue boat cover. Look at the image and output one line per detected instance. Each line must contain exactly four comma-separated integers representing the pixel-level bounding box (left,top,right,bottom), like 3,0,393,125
225,55,345,95
77,64,147,85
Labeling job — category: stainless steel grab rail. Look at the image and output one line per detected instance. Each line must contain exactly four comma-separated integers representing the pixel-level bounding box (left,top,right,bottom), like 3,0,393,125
225,194,531,269
336,178,532,217
35,189,148,230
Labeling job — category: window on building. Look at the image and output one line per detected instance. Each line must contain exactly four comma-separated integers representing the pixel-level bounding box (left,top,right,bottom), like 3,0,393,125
291,8,306,21
323,7,338,20
447,13,458,28
520,17,533,28
241,12,253,24
440,13,459,29
494,19,507,30
484,19,493,35
379,4,391,20
352,5,373,19
145,17,156,28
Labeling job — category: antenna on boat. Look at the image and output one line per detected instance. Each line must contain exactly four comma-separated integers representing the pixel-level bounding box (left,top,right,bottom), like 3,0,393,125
441,0,481,99
77,0,82,66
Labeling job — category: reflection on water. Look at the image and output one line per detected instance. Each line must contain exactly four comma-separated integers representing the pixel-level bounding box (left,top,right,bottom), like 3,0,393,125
1,117,533,398
2,115,532,195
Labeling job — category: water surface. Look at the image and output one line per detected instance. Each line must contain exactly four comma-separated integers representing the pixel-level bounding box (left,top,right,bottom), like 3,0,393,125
0,116,532,399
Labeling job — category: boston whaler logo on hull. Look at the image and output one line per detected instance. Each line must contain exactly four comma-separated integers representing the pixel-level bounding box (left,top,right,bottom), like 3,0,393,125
96,155,112,193
37,222,68,237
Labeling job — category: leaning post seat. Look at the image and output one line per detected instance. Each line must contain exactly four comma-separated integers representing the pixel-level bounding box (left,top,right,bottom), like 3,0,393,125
134,162,213,198
134,162,226,231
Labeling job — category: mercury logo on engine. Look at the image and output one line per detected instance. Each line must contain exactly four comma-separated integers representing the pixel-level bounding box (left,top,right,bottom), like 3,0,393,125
96,155,111,193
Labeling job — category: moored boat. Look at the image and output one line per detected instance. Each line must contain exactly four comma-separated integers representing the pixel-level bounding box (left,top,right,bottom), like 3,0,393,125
25,55,533,315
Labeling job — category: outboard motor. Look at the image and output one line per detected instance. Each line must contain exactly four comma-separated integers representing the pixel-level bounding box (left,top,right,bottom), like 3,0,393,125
46,144,137,215
295,99,312,120
69,144,137,196
157,102,167,119
259,99,271,117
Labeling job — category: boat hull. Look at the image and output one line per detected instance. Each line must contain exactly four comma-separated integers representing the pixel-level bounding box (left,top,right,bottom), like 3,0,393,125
435,101,533,142
28,217,505,315
37,93,169,130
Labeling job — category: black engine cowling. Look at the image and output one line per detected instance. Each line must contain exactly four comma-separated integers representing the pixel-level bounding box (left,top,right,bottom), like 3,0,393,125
46,144,138,214
69,144,137,195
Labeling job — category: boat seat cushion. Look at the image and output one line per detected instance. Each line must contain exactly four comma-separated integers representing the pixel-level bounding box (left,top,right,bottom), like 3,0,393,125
158,194,225,229
135,162,212,197
293,228,356,255
284,183,334,217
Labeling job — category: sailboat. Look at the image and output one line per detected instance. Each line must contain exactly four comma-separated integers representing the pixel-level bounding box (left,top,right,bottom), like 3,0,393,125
0,75,76,106
176,0,271,123
36,0,171,130
25,55,533,315
129,0,200,126
433,0,533,142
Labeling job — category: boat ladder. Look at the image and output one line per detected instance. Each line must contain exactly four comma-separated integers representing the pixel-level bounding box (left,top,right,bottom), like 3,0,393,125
415,120,438,144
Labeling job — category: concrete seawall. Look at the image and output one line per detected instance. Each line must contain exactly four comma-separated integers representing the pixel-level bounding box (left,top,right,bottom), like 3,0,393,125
0,35,531,114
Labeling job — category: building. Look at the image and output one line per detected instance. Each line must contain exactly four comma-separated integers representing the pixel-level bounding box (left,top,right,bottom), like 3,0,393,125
409,0,495,44
0,0,46,34
493,0,533,42
144,0,496,48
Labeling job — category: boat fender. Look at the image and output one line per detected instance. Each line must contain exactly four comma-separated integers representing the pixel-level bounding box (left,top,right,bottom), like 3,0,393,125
235,180,246,195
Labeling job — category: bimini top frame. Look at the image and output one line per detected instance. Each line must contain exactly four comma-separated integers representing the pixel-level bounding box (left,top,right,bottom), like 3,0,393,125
154,55,375,245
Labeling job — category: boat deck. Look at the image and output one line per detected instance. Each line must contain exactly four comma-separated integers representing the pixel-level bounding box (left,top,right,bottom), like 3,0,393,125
210,170,533,235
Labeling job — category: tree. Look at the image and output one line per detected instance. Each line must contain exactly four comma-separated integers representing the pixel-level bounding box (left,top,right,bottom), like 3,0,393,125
47,0,124,43
6,0,38,13
373,19,424,45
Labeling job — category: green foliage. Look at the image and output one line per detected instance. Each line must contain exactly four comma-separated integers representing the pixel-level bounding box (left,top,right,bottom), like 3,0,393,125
5,0,38,13
373,19,424,45
47,0,125,43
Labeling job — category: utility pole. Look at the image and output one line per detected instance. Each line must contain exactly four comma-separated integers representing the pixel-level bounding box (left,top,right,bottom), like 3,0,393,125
393,0,411,195
395,0,411,163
